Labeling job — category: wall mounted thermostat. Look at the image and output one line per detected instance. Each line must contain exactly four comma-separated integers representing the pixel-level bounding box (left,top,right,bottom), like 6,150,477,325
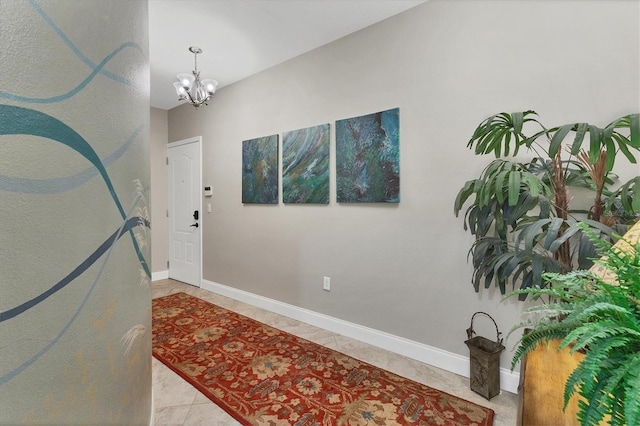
204,186,213,197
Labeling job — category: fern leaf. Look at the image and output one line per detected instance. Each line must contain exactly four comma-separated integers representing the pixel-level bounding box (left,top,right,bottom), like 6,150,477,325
624,356,640,425
576,378,610,426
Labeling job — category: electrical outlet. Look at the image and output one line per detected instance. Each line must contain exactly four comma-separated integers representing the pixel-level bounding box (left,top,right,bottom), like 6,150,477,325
323,276,331,291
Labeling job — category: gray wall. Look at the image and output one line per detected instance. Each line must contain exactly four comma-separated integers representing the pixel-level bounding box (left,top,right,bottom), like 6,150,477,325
1,1,151,423
165,0,639,367
151,107,169,274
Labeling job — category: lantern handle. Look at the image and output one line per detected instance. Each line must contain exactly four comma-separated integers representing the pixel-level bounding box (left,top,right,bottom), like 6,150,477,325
466,311,503,345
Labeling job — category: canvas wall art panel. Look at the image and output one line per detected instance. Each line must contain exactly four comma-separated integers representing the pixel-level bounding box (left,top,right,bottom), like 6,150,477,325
282,124,330,204
242,134,279,204
336,107,400,203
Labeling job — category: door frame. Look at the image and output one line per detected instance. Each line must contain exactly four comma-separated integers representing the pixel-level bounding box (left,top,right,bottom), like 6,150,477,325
167,136,202,287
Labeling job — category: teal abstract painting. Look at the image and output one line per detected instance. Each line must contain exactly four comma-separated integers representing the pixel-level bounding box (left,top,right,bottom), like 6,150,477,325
242,134,279,204
282,124,330,204
336,108,400,203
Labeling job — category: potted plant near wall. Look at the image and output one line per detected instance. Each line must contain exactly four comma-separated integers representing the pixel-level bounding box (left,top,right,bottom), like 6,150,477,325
453,110,640,424
454,110,640,297
508,222,640,426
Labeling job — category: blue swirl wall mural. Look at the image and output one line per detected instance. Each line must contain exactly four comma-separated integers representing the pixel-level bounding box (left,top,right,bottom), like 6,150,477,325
0,125,143,194
25,0,138,86
0,0,151,423
0,42,140,104
0,105,150,277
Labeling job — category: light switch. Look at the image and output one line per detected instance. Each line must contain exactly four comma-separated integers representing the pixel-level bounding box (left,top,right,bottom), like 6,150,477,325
207,203,212,213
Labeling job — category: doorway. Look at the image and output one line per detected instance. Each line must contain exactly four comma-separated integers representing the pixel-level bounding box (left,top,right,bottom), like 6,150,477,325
167,136,202,286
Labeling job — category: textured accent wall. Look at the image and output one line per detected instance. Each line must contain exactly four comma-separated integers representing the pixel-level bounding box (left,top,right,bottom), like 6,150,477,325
0,1,151,423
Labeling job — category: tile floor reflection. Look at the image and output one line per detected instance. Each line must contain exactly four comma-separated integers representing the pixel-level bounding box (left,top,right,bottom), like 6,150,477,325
151,279,518,425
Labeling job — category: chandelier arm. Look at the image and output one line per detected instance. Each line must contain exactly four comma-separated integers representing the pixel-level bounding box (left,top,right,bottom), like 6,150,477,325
185,90,194,103
181,85,212,107
185,90,209,108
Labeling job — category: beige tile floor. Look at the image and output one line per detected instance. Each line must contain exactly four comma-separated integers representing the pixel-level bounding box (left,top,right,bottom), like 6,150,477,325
151,279,518,425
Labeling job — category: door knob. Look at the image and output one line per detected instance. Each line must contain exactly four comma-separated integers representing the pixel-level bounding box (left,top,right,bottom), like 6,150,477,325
190,223,199,228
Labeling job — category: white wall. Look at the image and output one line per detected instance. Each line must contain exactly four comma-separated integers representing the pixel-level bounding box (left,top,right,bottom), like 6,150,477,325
165,0,639,371
151,107,169,277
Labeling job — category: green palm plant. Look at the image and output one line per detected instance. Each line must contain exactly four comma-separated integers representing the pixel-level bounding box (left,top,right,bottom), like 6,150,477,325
507,223,640,426
454,111,640,299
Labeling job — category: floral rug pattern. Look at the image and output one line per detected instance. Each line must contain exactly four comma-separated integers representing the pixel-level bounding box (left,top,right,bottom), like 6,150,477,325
152,292,494,426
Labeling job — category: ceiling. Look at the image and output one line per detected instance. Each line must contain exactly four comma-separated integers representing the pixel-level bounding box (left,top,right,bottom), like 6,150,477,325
149,0,427,110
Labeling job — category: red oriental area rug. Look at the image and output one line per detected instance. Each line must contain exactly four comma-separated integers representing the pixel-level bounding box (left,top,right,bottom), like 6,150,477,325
152,292,494,426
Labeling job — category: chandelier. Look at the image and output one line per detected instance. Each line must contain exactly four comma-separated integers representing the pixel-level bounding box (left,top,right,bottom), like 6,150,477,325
173,46,218,108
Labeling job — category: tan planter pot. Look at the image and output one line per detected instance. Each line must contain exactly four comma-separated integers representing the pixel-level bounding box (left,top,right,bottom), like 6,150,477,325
517,339,583,426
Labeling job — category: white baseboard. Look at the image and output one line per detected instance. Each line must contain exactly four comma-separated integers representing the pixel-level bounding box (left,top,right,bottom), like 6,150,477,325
152,270,169,281
201,279,519,394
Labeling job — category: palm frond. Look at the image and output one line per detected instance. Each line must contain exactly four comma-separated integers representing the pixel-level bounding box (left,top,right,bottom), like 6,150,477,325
467,111,540,157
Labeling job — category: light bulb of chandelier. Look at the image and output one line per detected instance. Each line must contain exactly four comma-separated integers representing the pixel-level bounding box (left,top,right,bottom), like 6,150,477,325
201,79,218,96
173,82,187,98
177,73,195,91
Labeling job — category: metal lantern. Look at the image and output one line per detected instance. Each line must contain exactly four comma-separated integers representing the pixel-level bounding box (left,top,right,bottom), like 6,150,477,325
464,312,505,400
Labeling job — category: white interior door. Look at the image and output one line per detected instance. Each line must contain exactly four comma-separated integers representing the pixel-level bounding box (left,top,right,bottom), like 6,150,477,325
168,137,201,286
